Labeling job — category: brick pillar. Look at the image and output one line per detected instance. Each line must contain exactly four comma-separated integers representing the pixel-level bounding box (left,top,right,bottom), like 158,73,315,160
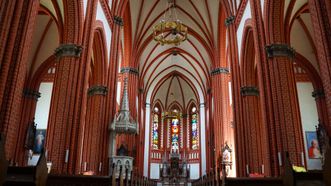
136,100,147,173
104,16,122,174
211,68,233,170
46,44,83,174
73,0,103,175
313,90,329,131
128,72,139,158
0,0,39,159
81,86,107,175
247,0,304,176
264,44,304,175
205,98,212,172
240,86,263,174
120,68,139,158
225,15,246,177
14,89,40,165
308,0,331,134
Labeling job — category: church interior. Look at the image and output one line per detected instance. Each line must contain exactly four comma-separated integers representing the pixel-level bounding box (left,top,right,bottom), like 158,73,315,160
0,0,331,185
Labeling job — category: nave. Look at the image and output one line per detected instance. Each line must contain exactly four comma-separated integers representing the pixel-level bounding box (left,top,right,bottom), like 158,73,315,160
0,0,331,185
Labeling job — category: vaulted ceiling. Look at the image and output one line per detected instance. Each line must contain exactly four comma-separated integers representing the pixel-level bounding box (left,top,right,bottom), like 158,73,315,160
27,0,62,79
284,0,319,73
129,0,222,104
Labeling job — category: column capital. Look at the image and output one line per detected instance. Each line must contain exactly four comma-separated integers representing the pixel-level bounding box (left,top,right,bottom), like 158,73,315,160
240,86,259,96
312,89,325,99
211,67,230,76
265,43,295,58
225,16,235,26
54,44,83,58
114,16,124,26
23,89,41,100
120,67,139,76
87,85,108,96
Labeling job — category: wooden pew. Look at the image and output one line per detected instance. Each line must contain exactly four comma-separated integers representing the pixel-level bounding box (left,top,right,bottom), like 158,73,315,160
4,149,48,186
225,177,283,186
0,133,9,185
323,138,331,185
283,152,324,186
47,175,110,186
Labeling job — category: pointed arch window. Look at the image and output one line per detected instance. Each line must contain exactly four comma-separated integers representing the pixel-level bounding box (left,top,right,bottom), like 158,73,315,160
171,117,180,153
152,106,160,149
191,106,199,150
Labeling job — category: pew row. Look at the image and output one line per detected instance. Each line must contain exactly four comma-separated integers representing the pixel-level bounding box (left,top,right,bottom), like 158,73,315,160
4,149,48,186
192,144,331,186
0,133,9,185
46,164,157,186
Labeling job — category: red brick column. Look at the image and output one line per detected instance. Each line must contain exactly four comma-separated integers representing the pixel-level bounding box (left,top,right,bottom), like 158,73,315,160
81,86,107,175
73,0,106,175
104,16,122,174
128,72,138,157
14,89,40,165
205,98,212,172
240,87,264,175
308,0,331,134
264,45,304,175
263,1,305,176
211,68,232,170
225,16,246,177
46,44,83,174
0,0,39,160
117,68,139,158
46,1,84,173
313,90,329,130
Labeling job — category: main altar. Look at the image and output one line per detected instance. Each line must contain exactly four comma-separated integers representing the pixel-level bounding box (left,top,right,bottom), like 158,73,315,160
159,152,190,185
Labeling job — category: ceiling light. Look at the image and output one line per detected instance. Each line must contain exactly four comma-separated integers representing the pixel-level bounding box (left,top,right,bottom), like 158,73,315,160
153,0,188,46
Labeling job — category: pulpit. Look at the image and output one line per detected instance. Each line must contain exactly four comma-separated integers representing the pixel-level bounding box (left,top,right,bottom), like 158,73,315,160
109,78,137,178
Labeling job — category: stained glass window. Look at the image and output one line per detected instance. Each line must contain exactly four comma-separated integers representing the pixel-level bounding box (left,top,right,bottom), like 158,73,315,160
191,107,198,150
152,107,159,149
171,118,179,153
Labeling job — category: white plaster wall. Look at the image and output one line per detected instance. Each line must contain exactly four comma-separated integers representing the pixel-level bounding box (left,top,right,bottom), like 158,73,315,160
83,0,88,18
237,3,251,63
150,163,160,179
260,0,264,15
199,104,206,176
116,82,121,105
236,0,241,9
189,163,200,179
35,83,53,129
96,1,112,64
229,82,232,106
296,82,322,170
144,104,151,176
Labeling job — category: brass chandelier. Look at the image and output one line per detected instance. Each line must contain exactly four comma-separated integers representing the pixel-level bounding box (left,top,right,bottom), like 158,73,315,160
153,0,188,46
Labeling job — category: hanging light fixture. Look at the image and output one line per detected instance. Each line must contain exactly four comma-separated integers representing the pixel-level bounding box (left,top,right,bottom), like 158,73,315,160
153,0,188,46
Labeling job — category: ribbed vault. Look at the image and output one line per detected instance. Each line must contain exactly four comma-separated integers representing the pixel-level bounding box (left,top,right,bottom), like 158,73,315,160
129,0,222,103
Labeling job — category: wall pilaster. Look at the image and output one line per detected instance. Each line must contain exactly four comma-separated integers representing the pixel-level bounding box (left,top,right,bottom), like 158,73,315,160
0,0,39,160
308,0,331,135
